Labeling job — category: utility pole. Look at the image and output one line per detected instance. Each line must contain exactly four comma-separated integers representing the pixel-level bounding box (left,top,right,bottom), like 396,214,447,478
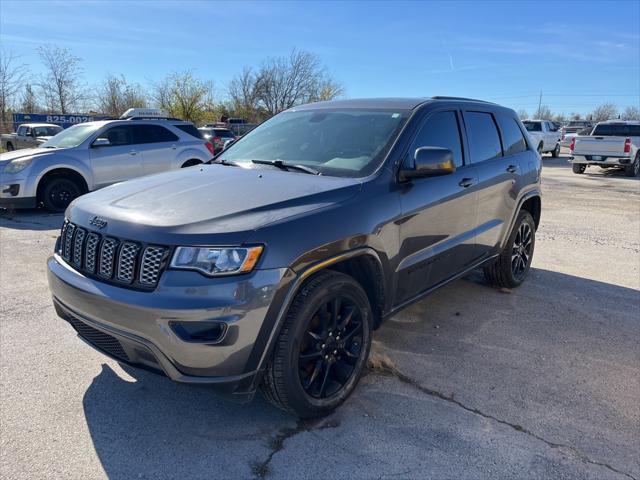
537,90,542,118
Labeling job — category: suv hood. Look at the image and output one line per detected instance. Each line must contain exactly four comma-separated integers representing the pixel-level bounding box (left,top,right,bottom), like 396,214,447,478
68,164,362,245
0,148,57,168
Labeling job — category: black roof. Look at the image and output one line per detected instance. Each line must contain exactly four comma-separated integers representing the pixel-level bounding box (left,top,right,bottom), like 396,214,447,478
294,96,496,111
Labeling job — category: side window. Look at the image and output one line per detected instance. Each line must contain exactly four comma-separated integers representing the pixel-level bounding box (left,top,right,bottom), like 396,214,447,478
464,111,503,163
496,114,527,156
25,127,32,137
407,111,464,167
17,126,26,136
102,126,134,146
133,125,179,144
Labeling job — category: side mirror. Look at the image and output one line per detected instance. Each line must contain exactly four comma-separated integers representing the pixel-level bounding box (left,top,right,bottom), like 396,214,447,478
223,139,236,150
400,147,456,180
92,138,111,147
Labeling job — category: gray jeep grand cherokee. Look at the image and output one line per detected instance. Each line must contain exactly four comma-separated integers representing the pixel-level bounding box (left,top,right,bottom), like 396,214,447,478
47,97,541,418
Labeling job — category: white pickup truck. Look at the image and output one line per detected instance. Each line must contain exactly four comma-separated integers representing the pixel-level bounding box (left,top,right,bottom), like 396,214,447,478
1,123,63,151
522,120,562,157
569,120,640,177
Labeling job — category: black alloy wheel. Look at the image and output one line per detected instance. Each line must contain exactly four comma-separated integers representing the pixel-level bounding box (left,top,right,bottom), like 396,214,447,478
511,222,533,282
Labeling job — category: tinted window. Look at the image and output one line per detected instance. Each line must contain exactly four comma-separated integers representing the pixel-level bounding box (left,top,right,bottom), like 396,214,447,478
497,114,527,156
214,129,235,138
33,126,62,136
25,127,32,136
133,125,179,144
523,121,542,132
102,126,134,146
408,111,464,167
17,126,26,136
174,123,202,139
592,124,640,136
465,112,503,162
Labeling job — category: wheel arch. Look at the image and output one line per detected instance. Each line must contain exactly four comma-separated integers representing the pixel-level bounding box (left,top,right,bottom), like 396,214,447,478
36,168,89,203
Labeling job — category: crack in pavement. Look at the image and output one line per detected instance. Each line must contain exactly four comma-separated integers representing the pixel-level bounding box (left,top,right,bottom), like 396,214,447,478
251,418,340,478
370,364,638,480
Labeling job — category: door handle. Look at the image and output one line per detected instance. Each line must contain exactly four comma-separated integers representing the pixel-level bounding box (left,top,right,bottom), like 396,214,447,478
129,150,137,156
171,144,177,150
506,165,518,173
458,177,476,188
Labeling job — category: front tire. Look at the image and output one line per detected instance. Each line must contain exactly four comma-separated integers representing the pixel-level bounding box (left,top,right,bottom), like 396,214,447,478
624,154,640,177
261,271,373,418
484,210,536,288
40,177,82,212
572,163,586,174
6,142,14,151
537,143,543,156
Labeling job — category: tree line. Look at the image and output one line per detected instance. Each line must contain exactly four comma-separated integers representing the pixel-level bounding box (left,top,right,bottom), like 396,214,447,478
0,45,344,131
518,102,639,123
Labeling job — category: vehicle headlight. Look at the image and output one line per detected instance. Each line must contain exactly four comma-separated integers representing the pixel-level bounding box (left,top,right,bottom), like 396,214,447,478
170,246,263,276
4,158,33,174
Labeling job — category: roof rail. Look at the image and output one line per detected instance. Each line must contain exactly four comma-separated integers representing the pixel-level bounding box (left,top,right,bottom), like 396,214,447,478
125,116,182,121
430,96,495,104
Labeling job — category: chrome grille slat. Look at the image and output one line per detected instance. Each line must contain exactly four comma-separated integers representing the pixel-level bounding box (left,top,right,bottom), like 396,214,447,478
117,242,140,283
98,238,118,278
58,222,166,288
140,246,167,285
85,233,100,273
72,228,86,266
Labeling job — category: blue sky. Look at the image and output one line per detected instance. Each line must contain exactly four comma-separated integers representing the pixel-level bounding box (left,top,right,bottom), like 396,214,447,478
1,0,639,115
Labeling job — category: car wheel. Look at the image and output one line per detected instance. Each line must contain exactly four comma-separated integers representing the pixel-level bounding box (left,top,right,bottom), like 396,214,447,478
572,163,586,174
624,154,640,177
537,143,543,156
41,177,81,213
181,159,202,168
6,143,14,151
484,210,536,289
261,271,373,418
551,143,560,158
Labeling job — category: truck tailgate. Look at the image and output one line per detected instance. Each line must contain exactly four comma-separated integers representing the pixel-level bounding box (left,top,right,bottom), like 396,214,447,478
573,136,626,156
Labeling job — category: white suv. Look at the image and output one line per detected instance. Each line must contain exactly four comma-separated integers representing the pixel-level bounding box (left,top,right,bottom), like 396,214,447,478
0,109,214,212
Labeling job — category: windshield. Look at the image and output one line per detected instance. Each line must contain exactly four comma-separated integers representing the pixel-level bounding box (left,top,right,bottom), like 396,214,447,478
523,121,542,132
40,123,102,148
219,108,409,177
34,126,62,137
592,124,640,137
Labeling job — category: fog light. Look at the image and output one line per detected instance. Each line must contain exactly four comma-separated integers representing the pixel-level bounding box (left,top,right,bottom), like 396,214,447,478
1,184,20,196
169,321,227,343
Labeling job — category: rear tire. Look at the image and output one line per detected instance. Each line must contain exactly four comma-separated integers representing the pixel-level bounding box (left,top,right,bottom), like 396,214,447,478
40,177,82,212
551,143,560,158
484,210,536,289
261,271,373,418
572,163,586,174
624,154,639,177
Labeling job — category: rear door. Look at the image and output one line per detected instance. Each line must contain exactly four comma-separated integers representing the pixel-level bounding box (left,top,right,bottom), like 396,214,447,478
396,108,480,303
464,110,528,258
132,124,180,175
89,125,143,188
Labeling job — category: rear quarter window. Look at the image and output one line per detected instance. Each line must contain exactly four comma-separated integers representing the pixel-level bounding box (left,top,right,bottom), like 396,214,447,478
174,124,203,139
496,114,527,156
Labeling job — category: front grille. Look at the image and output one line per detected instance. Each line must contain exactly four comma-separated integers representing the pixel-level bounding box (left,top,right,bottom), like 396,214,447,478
64,313,130,361
58,221,169,289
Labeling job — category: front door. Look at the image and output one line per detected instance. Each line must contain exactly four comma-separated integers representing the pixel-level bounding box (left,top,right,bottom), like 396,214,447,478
89,125,143,188
396,109,479,304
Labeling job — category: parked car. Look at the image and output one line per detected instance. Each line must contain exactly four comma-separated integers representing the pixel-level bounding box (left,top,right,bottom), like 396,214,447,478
47,97,541,418
206,118,256,137
0,109,215,212
522,119,562,157
560,126,593,148
562,120,593,134
198,127,236,153
569,120,640,176
1,123,63,151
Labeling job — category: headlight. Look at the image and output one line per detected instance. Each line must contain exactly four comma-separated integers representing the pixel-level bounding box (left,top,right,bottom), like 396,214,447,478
170,246,263,276
4,158,33,174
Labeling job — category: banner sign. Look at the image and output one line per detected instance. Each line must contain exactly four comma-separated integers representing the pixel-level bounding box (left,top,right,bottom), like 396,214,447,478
12,113,112,132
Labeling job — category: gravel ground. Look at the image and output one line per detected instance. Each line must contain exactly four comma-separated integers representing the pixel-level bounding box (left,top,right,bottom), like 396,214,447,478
1,154,639,479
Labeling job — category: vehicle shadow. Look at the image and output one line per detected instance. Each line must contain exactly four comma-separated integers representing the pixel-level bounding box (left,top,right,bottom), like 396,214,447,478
81,267,640,479
0,208,64,231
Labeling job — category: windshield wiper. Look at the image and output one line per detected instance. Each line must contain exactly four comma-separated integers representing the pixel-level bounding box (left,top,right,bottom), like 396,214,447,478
209,158,240,167
251,159,321,175
43,146,57,149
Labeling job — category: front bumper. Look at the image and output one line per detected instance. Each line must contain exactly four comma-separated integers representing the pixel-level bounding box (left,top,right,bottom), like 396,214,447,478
0,177,36,209
47,254,288,397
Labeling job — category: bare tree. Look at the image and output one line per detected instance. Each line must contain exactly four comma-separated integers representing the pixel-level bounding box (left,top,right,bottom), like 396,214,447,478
151,71,214,123
534,105,552,119
516,108,528,120
570,112,582,120
591,103,618,122
228,67,262,122
0,48,28,131
20,84,39,113
622,105,640,120
37,45,85,114
97,74,146,116
256,49,342,116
